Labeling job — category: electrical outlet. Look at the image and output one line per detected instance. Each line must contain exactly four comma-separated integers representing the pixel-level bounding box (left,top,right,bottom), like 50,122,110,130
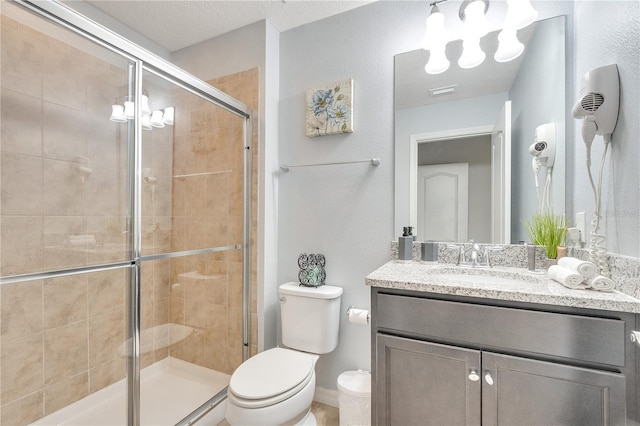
575,212,586,243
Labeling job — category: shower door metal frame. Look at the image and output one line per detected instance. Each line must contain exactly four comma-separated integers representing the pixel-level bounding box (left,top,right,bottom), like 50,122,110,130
6,1,255,425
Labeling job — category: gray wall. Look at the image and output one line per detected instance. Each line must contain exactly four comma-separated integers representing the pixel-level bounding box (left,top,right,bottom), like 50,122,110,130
171,21,265,81
418,135,492,242
509,16,566,243
572,1,640,257
278,1,412,389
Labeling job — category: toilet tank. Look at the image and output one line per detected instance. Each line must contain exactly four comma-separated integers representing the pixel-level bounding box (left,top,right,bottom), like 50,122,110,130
279,282,343,354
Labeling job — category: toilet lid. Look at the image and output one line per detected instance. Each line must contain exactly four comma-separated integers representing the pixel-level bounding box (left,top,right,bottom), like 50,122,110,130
229,348,315,400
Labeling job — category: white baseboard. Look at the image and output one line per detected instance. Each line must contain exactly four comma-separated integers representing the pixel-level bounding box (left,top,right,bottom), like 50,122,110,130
314,386,339,407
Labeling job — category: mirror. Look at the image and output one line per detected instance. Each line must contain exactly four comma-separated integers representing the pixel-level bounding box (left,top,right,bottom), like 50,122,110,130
394,16,566,244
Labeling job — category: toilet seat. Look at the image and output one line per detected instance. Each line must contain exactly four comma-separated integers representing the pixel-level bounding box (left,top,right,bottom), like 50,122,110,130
228,348,317,409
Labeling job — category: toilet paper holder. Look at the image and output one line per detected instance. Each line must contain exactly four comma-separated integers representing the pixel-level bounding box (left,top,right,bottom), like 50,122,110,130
346,305,370,324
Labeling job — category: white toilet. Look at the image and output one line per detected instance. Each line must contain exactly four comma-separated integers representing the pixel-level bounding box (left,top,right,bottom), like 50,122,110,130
225,282,343,426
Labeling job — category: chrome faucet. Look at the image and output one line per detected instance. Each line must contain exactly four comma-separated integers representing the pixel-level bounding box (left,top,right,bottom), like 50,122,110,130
448,241,504,268
470,240,481,267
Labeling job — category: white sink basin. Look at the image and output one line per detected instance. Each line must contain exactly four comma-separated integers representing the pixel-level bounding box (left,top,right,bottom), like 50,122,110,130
436,273,533,286
428,267,545,286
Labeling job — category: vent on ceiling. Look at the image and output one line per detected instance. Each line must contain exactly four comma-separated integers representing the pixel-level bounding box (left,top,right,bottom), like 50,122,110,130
429,84,457,97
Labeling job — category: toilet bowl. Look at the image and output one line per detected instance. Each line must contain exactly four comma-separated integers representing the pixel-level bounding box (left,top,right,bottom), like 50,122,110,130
225,348,319,425
225,283,343,426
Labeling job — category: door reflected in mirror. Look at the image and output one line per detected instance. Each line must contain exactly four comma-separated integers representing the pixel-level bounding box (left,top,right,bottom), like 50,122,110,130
394,16,566,244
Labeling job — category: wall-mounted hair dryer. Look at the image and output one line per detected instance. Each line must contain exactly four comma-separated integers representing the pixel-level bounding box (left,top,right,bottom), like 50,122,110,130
529,123,556,213
529,122,556,169
571,64,620,146
571,64,620,278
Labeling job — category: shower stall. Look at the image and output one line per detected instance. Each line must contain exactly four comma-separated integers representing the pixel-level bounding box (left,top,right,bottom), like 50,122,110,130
0,1,256,424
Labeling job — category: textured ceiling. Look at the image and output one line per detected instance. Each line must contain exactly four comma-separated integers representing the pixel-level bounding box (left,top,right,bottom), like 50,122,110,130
83,0,375,52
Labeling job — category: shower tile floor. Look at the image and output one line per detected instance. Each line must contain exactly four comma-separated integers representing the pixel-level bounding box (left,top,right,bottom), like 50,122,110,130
34,358,229,425
34,356,341,426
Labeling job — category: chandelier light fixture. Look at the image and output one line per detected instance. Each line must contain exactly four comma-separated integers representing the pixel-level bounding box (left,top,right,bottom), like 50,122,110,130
421,0,538,74
109,93,175,131
422,4,450,74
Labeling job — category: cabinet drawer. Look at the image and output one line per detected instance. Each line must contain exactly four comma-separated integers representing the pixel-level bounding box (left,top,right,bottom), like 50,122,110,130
376,293,626,367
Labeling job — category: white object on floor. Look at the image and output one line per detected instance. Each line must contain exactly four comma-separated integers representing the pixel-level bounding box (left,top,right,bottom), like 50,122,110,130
337,370,371,426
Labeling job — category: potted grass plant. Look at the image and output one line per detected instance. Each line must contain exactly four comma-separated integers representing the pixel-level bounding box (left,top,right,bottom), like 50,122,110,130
524,214,568,267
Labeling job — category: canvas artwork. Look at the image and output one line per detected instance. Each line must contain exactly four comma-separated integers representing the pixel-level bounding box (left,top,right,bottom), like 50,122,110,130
305,79,354,137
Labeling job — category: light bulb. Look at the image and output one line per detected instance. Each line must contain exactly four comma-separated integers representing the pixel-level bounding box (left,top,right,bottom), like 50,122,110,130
162,107,174,125
123,101,134,119
461,0,489,38
141,113,152,131
141,95,151,115
494,29,524,62
458,37,486,69
504,0,538,30
150,110,165,128
109,104,127,122
425,45,450,75
421,5,446,51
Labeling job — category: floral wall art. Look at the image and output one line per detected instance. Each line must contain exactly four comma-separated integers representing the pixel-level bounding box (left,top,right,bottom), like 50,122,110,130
305,79,353,137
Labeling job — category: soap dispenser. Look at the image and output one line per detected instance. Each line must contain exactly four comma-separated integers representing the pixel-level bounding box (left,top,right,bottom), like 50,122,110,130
398,227,414,261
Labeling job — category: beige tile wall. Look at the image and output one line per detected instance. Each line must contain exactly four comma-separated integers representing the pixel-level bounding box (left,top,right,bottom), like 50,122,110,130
168,68,259,373
0,270,127,425
1,14,131,278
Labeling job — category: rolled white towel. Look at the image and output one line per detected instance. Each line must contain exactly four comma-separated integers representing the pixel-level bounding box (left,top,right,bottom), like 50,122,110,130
585,275,615,292
557,257,598,279
548,265,587,290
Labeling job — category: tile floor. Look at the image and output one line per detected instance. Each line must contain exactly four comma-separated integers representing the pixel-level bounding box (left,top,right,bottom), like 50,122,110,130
311,401,340,425
218,401,339,425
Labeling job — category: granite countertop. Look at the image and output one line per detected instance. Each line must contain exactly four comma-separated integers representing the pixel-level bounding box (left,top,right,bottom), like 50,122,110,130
366,260,640,314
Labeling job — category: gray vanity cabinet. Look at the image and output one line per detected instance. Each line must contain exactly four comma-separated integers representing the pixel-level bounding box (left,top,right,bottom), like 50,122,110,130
372,288,636,425
376,334,481,425
482,351,625,425
376,334,625,425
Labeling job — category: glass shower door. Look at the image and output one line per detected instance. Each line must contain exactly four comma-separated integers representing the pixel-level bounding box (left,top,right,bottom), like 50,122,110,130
137,69,250,424
1,2,135,424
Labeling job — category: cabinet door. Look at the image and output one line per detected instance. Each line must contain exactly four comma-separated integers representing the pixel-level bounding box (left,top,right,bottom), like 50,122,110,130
376,334,481,426
482,352,627,426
